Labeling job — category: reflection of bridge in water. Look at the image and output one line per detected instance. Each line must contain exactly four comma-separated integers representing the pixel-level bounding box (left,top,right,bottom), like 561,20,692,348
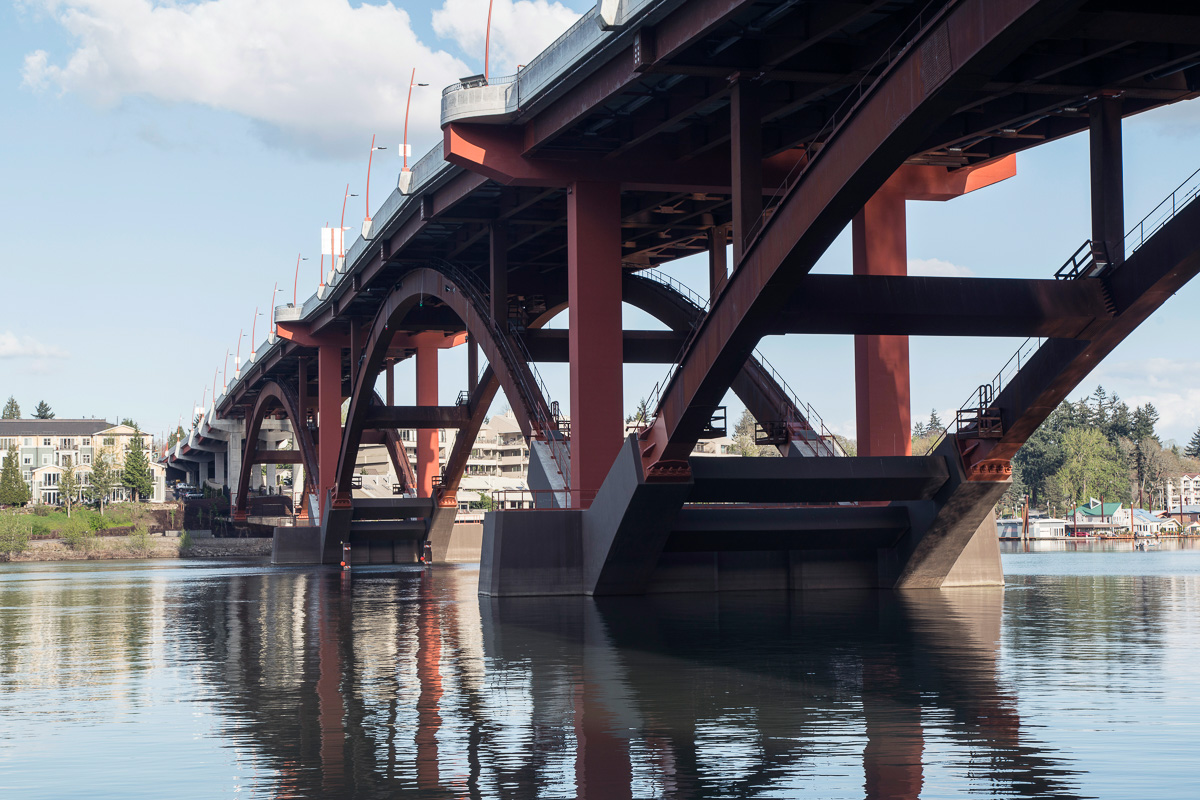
173,567,1091,798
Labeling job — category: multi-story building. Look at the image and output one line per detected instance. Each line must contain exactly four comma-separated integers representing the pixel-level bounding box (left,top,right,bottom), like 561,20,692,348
0,419,166,505
1163,473,1200,511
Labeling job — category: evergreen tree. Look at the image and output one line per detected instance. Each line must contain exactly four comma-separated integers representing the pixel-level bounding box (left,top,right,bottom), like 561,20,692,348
1132,403,1161,443
88,452,117,515
1,397,19,419
32,401,54,419
1187,427,1200,460
625,398,652,425
927,409,944,433
1108,396,1132,440
166,425,186,448
59,456,79,517
1091,385,1109,425
120,418,138,428
122,427,154,503
912,419,928,438
0,444,31,506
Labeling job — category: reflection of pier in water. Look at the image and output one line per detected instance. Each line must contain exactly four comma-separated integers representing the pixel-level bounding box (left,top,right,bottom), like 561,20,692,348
170,569,1084,798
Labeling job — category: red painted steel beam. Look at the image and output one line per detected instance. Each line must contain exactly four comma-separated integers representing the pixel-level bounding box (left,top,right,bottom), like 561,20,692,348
770,274,1108,338
637,0,1078,471
364,405,471,429
233,381,319,521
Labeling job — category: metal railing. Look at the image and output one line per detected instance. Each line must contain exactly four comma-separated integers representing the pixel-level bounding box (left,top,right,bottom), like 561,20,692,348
636,268,844,456
1125,164,1200,258
507,321,572,488
424,258,572,495
944,162,1200,449
1058,165,1200,280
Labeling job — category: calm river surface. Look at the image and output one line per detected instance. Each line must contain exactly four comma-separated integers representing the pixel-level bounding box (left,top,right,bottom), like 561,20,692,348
2,543,1200,798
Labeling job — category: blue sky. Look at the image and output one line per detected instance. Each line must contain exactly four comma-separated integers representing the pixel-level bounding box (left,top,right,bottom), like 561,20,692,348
3,0,1200,447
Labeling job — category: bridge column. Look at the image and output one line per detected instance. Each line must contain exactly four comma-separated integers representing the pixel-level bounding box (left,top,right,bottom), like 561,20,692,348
708,225,727,299
228,423,244,510
490,223,509,324
1090,95,1124,268
853,190,911,457
214,450,225,487
415,335,440,498
568,181,624,508
385,358,395,406
730,78,762,265
853,159,1017,458
467,333,478,393
318,341,342,517
294,462,307,519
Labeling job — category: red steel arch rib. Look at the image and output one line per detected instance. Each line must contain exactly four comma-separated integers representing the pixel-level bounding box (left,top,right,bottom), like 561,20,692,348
234,380,319,519
639,0,1071,471
333,265,556,503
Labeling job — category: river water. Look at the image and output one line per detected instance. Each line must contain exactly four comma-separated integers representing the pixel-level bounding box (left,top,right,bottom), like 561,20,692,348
1,543,1199,798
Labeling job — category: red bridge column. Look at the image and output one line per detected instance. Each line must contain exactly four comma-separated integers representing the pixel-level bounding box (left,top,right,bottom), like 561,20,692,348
318,340,343,518
853,159,1017,457
416,335,439,498
568,181,623,507
853,190,911,457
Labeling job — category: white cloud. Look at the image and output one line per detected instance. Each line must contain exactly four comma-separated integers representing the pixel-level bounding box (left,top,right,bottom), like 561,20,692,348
432,0,582,78
1094,357,1200,439
0,331,68,359
19,0,473,157
907,257,974,277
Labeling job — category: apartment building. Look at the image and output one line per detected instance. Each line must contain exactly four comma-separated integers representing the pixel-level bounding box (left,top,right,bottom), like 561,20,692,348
0,419,166,505
1164,473,1200,511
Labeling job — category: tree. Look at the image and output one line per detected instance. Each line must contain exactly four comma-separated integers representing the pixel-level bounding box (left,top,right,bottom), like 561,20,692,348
120,418,138,428
625,397,652,425
1131,403,1160,444
33,401,54,419
88,452,117,515
1046,427,1128,507
166,425,186,448
122,427,154,503
731,409,761,456
1186,426,1200,460
59,456,79,517
1,397,19,419
0,444,31,506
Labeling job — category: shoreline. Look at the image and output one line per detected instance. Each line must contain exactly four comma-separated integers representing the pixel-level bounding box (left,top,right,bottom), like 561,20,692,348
2,535,273,562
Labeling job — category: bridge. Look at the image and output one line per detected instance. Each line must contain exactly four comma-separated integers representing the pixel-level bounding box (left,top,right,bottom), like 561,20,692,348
164,0,1200,594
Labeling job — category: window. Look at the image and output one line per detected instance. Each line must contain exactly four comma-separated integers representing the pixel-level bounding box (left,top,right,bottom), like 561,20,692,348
42,438,51,447
41,456,49,465
23,438,31,447
82,438,91,446
82,453,91,464
103,437,115,446
22,456,31,465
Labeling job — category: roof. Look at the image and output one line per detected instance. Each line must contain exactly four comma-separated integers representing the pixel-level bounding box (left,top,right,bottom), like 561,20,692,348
0,419,114,437
1132,509,1162,522
1077,502,1123,517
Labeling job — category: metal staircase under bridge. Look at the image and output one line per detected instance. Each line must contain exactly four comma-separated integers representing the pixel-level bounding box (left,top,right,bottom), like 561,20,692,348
481,164,1200,596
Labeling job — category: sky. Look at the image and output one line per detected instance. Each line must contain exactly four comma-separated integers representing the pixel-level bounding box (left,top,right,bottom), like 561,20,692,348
3,0,1200,448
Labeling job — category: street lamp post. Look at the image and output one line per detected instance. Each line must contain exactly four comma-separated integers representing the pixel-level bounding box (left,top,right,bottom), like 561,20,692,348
362,136,387,239
399,69,429,194
292,253,307,306
485,0,495,82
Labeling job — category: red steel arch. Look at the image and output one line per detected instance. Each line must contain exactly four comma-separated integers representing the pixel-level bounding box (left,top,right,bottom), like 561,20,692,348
333,265,556,503
639,0,1062,470
234,380,319,519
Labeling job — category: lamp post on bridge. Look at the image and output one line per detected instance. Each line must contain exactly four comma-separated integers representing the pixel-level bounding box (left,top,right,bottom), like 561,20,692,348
485,0,495,82
250,309,263,363
292,254,308,307
362,136,386,239
399,69,428,194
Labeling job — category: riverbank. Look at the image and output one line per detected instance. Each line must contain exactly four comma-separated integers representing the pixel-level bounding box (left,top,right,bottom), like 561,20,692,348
1,534,273,562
